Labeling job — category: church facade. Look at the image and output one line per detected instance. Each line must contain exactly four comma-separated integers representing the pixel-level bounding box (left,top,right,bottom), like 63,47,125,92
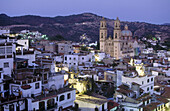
99,17,134,59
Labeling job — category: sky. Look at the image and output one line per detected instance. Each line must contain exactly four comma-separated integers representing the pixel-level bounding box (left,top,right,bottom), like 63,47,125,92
0,0,170,24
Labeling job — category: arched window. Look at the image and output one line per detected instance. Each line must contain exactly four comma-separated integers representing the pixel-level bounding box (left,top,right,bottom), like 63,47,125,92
115,33,117,38
101,33,103,38
101,23,103,27
59,95,65,102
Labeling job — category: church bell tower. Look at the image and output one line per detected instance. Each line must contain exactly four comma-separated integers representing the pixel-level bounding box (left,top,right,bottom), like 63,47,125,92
113,17,121,59
99,17,107,52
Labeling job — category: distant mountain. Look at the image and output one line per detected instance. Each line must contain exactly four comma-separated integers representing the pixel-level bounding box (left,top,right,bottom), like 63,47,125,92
0,13,170,42
163,23,170,26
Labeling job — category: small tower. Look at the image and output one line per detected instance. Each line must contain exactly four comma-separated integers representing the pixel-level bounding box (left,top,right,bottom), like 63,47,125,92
99,17,107,52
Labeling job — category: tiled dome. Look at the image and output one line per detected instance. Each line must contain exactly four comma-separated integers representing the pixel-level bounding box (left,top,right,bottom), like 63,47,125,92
121,25,132,37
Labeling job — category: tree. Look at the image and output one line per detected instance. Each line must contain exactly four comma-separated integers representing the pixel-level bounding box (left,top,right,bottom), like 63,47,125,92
49,35,65,41
80,46,88,51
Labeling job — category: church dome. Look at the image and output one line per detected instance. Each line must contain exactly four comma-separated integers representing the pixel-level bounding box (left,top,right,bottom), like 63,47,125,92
121,25,132,37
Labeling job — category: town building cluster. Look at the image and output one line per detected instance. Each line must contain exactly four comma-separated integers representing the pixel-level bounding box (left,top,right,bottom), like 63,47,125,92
0,18,169,111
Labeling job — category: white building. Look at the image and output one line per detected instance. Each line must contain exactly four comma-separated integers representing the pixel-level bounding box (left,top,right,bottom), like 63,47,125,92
17,39,29,50
75,94,108,111
122,75,155,94
0,28,10,35
142,48,154,54
0,37,16,77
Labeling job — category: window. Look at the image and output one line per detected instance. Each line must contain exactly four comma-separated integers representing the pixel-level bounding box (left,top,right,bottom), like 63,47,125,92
4,62,9,68
6,47,12,53
115,33,117,38
56,96,58,101
151,78,153,81
0,48,5,54
44,74,47,80
74,58,76,60
142,81,144,84
35,83,39,89
147,87,149,91
25,42,27,44
74,63,76,65
61,48,63,50
65,57,67,60
59,95,65,102
151,86,153,89
67,93,71,99
147,100,149,104
82,57,84,60
69,63,71,65
69,57,71,60
147,79,149,83
130,109,134,111
9,104,14,111
101,33,103,38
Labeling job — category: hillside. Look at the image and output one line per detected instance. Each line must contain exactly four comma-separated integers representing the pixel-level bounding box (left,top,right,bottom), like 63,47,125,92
0,13,170,42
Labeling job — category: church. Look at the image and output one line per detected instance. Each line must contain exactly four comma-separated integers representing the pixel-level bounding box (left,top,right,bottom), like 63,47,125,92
99,17,135,59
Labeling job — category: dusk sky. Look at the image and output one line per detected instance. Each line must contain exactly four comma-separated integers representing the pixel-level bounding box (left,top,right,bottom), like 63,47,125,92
0,0,170,24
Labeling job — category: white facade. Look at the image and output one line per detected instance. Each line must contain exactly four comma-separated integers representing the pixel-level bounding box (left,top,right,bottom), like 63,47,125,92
78,54,93,64
31,89,76,111
0,40,15,76
16,53,35,65
17,39,29,50
0,28,10,35
122,75,155,94
75,99,107,111
10,80,42,97
94,52,106,61
142,48,154,54
64,54,79,69
47,74,64,90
